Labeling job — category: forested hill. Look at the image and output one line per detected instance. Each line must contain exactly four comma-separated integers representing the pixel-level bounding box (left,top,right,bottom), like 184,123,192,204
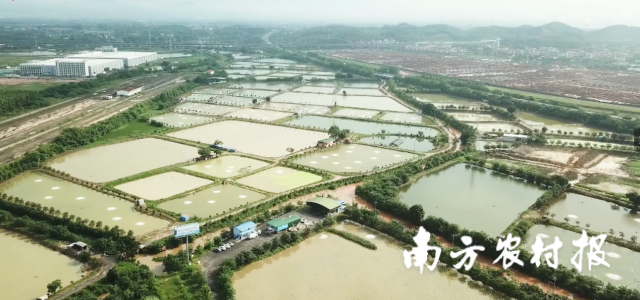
271,22,640,46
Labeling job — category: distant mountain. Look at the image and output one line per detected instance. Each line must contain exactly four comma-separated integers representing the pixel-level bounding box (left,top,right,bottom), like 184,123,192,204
273,22,640,45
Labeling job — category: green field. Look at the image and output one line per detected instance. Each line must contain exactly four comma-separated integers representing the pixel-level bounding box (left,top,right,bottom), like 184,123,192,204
488,86,640,114
95,121,159,142
0,82,66,92
628,160,640,178
410,93,483,107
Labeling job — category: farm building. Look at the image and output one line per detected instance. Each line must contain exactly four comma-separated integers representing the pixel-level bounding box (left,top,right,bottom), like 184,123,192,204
67,241,89,252
306,197,346,214
317,138,335,148
233,221,257,240
502,134,528,142
390,138,404,147
267,216,301,233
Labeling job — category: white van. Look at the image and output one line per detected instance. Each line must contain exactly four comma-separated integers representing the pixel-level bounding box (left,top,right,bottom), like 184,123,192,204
37,295,49,300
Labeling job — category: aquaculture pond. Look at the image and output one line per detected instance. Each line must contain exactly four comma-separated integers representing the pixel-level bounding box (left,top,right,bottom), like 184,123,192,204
545,193,640,239
294,85,336,94
517,112,601,134
359,136,434,152
285,115,438,136
175,103,239,115
0,172,168,235
168,120,329,158
262,102,331,115
158,184,265,218
233,224,509,300
332,108,380,119
399,164,544,236
272,92,412,112
342,82,380,89
447,112,502,122
379,112,424,124
232,89,277,98
236,166,323,193
114,172,213,201
48,138,198,183
182,156,270,178
225,108,292,121
471,123,525,133
411,93,483,107
230,82,295,91
0,231,82,300
293,144,416,173
339,88,384,96
523,225,640,289
151,113,214,127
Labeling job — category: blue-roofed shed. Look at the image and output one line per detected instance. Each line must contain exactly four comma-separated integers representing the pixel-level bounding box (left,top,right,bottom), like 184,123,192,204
233,221,257,240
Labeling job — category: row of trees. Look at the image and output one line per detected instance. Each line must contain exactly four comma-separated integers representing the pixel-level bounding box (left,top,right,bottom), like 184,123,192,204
397,74,640,134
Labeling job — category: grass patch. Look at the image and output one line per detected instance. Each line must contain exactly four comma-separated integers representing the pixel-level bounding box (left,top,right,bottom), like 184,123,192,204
95,121,160,142
628,160,640,178
326,227,377,250
0,82,67,92
156,266,212,300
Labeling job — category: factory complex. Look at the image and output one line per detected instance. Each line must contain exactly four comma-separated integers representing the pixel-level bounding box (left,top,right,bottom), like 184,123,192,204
19,46,157,77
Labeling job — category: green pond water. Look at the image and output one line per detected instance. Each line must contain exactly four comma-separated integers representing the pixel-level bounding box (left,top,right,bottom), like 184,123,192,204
235,166,322,193
399,164,544,236
293,144,416,173
158,184,265,217
523,225,640,289
285,115,438,136
182,155,271,178
0,172,168,235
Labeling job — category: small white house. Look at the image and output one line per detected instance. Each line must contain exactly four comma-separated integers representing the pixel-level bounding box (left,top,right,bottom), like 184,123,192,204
117,86,143,97
502,134,528,142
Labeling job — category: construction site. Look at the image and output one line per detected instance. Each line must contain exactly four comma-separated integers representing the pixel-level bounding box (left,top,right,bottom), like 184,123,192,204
330,50,640,105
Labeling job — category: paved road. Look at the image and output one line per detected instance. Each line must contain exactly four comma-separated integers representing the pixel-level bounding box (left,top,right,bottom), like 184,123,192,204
200,208,325,297
261,31,274,45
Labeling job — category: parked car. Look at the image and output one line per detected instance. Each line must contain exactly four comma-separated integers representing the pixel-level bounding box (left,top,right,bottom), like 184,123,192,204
217,245,227,252
227,242,234,247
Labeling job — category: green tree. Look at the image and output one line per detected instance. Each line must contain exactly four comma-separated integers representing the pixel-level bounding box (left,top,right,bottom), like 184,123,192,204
252,98,258,105
343,90,347,96
626,192,640,212
328,125,341,138
47,279,62,295
408,204,425,223
266,96,271,102
198,147,211,157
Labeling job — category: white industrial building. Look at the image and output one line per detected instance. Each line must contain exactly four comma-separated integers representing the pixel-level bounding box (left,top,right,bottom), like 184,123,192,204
19,46,156,77
56,59,124,77
19,59,58,76
69,50,157,67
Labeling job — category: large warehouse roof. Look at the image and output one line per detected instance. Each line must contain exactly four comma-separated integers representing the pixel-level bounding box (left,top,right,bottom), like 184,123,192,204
306,197,342,211
22,59,58,66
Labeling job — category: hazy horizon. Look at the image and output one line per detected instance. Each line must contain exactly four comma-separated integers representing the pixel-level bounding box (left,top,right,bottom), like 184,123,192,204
1,0,639,29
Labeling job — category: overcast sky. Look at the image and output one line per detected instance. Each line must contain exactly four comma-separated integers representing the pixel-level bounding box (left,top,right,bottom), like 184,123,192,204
2,0,638,28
